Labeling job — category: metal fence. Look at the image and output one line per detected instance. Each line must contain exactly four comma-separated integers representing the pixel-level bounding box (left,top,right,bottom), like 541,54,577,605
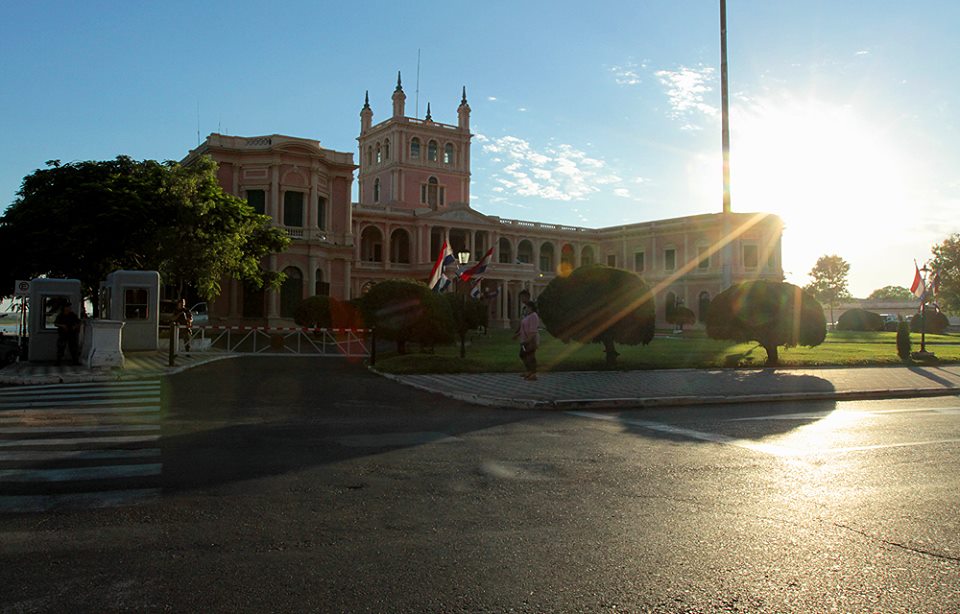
175,326,374,360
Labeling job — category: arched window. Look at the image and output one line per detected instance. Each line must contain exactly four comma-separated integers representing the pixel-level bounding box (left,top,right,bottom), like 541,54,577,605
390,229,411,264
498,238,513,264
410,137,421,159
427,140,438,161
560,244,575,270
384,138,391,160
698,291,711,323
665,292,677,322
517,240,534,265
375,143,382,164
424,177,439,208
444,143,454,164
367,146,373,166
280,266,303,318
315,268,329,297
581,246,595,266
539,243,555,273
360,226,384,262
373,178,380,203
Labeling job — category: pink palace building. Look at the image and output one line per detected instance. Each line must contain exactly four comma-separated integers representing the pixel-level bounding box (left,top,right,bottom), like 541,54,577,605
183,75,784,330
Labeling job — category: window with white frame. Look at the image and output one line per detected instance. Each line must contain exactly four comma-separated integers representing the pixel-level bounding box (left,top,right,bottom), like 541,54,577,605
664,248,676,271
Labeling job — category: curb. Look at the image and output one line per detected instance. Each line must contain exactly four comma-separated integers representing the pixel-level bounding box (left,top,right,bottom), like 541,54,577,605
0,353,240,386
375,370,960,410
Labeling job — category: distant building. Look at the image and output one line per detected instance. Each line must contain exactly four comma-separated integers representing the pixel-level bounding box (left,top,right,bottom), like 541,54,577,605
183,75,784,329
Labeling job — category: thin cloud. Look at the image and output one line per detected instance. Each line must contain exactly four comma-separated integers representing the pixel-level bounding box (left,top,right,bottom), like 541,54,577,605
610,62,642,86
487,96,498,101
654,65,718,128
480,136,621,202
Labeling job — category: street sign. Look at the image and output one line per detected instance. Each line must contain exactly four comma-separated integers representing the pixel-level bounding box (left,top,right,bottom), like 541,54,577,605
14,280,30,297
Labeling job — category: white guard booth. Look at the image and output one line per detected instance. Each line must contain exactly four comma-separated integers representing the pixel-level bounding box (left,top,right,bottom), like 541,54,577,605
100,270,161,351
27,278,82,362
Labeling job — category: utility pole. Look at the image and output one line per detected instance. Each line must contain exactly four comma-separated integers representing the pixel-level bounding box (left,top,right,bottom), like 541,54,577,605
720,0,731,214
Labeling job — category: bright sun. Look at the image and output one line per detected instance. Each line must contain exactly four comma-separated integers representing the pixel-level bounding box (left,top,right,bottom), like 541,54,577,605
690,95,917,289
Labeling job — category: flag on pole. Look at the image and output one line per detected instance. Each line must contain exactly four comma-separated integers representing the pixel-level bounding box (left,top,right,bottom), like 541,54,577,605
459,247,495,282
910,262,926,299
428,241,456,291
470,279,482,299
931,269,941,296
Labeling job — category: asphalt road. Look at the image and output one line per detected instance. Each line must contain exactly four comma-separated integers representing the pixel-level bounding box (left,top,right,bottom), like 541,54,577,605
2,357,960,612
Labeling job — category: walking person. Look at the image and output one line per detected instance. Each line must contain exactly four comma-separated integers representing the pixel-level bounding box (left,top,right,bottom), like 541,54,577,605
514,300,540,380
173,298,193,353
54,302,81,366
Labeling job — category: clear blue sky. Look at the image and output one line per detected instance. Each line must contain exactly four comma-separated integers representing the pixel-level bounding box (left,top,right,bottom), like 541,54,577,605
2,0,958,297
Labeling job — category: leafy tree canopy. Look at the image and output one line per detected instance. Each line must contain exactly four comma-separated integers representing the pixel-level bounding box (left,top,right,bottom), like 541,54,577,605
706,280,826,366
357,279,453,353
804,254,851,305
867,285,914,301
932,233,960,313
537,264,655,365
0,156,289,307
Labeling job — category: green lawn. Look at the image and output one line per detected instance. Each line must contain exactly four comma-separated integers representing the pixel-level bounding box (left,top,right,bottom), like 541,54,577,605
373,328,960,374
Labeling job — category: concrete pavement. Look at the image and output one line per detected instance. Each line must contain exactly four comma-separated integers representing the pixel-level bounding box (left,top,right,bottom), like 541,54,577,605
3,350,960,409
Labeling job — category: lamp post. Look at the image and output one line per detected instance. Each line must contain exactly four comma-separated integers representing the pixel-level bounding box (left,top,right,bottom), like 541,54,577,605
913,263,936,360
456,250,471,358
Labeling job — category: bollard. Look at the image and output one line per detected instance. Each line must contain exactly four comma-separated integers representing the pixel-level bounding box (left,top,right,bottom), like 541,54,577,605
168,323,176,367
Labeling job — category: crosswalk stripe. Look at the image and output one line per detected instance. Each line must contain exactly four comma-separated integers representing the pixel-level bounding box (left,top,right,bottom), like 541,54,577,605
0,434,159,447
0,406,160,421
0,397,159,409
0,380,160,393
0,380,163,513
0,489,161,513
0,448,160,461
0,424,159,434
0,463,162,482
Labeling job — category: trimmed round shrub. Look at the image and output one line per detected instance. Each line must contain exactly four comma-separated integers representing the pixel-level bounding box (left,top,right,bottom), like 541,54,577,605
836,308,884,332
910,310,949,334
357,279,453,353
537,264,655,365
706,280,826,367
896,318,911,359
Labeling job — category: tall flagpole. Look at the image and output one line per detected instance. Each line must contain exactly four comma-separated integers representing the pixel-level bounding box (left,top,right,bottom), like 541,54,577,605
720,0,731,214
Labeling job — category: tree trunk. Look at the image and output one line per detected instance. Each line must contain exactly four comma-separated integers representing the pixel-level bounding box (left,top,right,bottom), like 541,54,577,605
603,338,619,366
459,331,466,358
396,339,406,355
763,342,779,367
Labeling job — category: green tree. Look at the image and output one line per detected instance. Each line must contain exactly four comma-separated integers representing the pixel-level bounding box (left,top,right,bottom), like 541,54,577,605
932,234,960,313
867,285,914,301
804,254,851,327
443,288,488,358
357,279,453,354
537,264,655,366
910,309,949,335
667,305,696,332
836,308,883,332
0,156,289,311
706,280,826,367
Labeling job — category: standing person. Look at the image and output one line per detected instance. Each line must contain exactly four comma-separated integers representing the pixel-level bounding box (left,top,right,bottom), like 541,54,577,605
514,300,540,381
173,298,193,353
54,302,81,366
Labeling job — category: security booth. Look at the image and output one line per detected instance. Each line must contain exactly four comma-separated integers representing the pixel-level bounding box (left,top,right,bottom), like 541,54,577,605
99,270,161,351
27,278,82,362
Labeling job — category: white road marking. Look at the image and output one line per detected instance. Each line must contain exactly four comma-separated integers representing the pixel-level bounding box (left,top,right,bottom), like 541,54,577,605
0,397,160,409
0,380,159,393
0,424,159,434
567,411,796,456
0,406,160,421
0,488,161,513
568,411,960,457
0,463,162,482
0,435,160,447
725,406,960,421
0,448,160,462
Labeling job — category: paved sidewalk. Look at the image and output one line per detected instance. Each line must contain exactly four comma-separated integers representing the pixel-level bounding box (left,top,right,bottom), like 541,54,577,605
0,351,237,385
384,365,960,409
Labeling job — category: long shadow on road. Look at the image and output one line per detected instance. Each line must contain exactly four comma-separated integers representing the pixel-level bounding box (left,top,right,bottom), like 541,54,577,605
159,357,538,492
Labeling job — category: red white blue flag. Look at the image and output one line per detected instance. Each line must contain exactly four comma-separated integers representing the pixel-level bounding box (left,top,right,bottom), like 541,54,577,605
428,241,456,292
910,263,926,299
459,247,494,282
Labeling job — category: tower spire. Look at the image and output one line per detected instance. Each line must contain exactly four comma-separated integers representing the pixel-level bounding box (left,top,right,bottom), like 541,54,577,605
425,102,432,122
395,71,403,92
363,90,370,110
461,86,467,105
